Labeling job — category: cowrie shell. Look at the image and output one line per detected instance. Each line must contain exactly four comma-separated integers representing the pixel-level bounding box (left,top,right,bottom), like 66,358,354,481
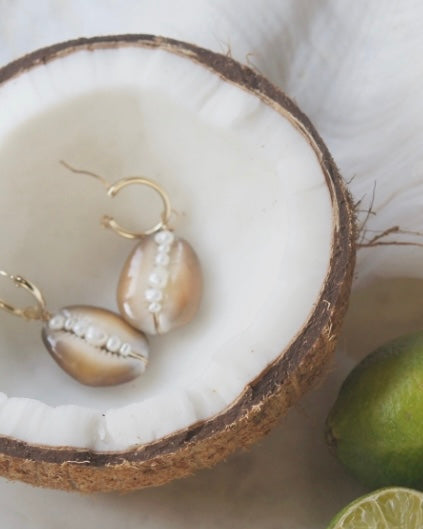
42,306,149,386
117,231,202,335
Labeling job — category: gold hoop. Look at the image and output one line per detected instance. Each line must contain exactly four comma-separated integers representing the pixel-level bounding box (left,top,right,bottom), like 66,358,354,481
0,270,50,321
102,177,172,239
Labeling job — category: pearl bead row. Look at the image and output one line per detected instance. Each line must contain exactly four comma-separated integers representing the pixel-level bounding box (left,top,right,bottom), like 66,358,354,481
48,313,132,357
145,230,175,314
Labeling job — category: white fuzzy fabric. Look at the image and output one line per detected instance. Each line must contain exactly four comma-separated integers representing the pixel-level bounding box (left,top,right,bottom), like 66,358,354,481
0,1,421,528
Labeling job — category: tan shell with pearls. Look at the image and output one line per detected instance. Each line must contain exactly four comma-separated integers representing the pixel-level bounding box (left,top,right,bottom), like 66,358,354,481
42,306,149,386
117,231,202,335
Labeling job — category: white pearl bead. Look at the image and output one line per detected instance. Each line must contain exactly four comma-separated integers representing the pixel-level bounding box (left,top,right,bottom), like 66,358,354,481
154,230,175,245
49,314,65,331
148,302,162,314
73,319,89,338
120,343,132,357
149,268,169,288
85,326,108,347
106,335,122,353
155,253,170,266
145,288,163,302
64,317,77,331
157,243,172,254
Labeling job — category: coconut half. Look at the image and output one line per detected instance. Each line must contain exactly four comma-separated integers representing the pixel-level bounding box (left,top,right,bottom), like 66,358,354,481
0,35,354,492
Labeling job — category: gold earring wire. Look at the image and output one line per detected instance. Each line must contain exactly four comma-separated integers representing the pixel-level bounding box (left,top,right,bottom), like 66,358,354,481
0,270,50,321
60,161,172,240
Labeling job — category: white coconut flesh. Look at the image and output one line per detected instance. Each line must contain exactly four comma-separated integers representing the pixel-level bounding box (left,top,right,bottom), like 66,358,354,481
0,43,333,452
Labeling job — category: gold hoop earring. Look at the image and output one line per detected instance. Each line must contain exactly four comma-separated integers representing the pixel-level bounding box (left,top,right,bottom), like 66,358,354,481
0,271,149,387
61,162,203,336
103,177,172,238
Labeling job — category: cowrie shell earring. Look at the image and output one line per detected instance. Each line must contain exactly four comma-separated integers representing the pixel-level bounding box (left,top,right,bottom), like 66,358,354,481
61,162,203,335
0,271,149,386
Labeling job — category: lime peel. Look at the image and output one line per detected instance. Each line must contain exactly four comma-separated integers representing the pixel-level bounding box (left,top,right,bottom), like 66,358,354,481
326,331,423,489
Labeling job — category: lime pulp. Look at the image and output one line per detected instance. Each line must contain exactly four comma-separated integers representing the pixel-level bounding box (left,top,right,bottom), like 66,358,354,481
327,487,423,529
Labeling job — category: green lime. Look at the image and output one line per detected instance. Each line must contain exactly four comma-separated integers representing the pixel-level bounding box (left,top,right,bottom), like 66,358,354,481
326,331,423,489
326,487,423,529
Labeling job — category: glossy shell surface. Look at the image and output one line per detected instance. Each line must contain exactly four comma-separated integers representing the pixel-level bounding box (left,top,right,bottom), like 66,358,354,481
42,306,149,386
118,231,202,335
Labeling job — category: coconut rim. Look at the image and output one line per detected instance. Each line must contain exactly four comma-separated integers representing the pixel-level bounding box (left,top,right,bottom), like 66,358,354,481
0,34,355,467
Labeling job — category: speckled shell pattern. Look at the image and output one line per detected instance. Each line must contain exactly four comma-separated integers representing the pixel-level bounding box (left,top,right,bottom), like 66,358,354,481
42,306,149,386
117,231,203,335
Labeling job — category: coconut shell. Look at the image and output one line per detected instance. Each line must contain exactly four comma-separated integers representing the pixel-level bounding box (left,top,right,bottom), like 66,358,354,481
0,35,355,492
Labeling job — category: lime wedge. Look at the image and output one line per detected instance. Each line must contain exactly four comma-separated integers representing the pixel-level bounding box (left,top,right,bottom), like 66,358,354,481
327,488,423,529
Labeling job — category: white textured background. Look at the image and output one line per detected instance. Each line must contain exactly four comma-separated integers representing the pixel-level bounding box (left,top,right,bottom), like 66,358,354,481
1,1,423,527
